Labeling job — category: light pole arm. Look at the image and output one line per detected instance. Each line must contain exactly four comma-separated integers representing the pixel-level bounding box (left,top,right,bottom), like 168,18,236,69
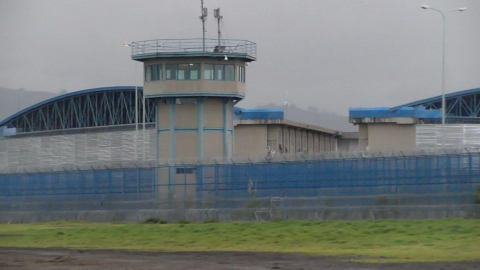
421,5,466,147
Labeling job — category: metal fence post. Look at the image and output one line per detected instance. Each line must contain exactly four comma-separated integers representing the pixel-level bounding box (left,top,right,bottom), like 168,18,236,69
466,148,472,184
182,162,187,208
445,150,451,194
282,158,287,197
151,165,156,200
136,165,140,195
231,159,236,195
90,166,97,195
214,160,219,208
106,165,112,195
197,160,203,208
75,166,83,196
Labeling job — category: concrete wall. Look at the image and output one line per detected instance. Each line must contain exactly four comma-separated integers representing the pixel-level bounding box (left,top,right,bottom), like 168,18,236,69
358,124,368,150
234,123,338,157
234,125,267,157
276,125,337,154
203,99,224,128
416,124,480,149
176,133,198,158
0,128,155,171
337,138,359,151
337,132,359,151
2,204,478,223
175,104,198,128
157,98,233,163
360,123,416,151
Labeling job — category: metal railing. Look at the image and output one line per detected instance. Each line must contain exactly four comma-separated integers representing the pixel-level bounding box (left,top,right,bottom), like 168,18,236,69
131,38,257,60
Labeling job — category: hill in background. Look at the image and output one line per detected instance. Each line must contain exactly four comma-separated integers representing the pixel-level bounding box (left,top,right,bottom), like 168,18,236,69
0,87,62,122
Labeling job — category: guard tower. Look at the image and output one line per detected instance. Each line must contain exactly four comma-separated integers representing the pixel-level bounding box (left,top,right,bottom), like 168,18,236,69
131,38,256,204
131,38,256,164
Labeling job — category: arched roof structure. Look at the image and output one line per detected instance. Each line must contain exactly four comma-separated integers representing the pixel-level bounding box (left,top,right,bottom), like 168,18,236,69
392,87,480,122
0,86,156,133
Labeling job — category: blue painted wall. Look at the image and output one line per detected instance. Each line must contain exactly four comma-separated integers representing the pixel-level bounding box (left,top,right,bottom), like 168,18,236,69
233,107,284,120
349,107,442,120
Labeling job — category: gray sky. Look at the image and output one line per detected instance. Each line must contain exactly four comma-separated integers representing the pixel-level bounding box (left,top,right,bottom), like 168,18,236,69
1,0,479,116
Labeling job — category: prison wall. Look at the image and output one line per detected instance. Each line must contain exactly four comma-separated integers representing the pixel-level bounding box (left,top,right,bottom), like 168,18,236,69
0,128,156,171
417,124,480,149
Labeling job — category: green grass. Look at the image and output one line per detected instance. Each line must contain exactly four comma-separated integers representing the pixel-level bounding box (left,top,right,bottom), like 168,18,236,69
0,219,479,263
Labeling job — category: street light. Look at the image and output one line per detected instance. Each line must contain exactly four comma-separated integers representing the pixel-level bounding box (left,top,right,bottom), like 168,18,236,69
420,5,466,147
123,43,138,133
124,42,145,159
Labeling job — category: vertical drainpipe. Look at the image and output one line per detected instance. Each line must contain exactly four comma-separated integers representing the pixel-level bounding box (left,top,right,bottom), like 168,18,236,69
223,99,229,158
335,135,338,152
155,100,159,199
169,99,176,198
169,99,176,161
198,98,204,160
231,101,235,157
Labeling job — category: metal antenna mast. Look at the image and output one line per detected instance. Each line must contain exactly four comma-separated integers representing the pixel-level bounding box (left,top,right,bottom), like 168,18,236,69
214,8,223,47
200,0,208,52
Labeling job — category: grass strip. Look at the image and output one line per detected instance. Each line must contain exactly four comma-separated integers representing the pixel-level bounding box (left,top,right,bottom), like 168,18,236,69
0,219,479,263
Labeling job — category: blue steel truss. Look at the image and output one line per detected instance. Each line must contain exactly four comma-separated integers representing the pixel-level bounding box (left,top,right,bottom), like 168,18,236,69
393,87,480,123
0,86,156,133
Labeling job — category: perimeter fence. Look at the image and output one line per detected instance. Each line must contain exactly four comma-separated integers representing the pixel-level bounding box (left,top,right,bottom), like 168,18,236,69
1,148,480,221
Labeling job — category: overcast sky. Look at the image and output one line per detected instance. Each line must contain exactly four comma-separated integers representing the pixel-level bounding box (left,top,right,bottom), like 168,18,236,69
1,0,479,116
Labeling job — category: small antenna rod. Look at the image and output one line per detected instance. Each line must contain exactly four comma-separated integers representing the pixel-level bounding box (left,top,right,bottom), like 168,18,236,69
214,8,222,47
284,90,289,120
200,0,208,52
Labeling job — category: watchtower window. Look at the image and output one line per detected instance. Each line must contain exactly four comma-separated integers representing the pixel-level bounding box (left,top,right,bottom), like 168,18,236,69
215,65,224,80
238,66,245,83
145,64,162,81
225,65,235,81
166,64,200,80
204,64,214,80
204,64,235,81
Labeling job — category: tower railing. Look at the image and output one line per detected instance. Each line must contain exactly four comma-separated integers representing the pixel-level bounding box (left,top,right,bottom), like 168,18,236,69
131,38,257,60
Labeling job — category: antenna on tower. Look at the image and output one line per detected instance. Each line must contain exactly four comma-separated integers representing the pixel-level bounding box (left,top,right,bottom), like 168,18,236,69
214,8,223,48
284,90,289,120
200,0,208,52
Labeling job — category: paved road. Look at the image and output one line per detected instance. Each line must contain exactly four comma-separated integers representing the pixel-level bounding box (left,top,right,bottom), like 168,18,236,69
1,248,479,270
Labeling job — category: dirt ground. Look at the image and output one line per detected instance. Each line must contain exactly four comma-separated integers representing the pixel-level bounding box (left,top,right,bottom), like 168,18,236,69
0,248,479,270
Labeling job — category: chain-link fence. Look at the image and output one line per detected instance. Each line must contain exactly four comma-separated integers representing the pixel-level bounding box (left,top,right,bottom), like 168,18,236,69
1,148,480,221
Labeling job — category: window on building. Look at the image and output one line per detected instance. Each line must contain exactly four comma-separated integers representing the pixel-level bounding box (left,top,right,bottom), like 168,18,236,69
166,64,175,80
204,64,235,81
215,65,224,80
176,167,196,174
152,65,159,81
189,64,200,79
204,64,214,80
145,64,162,82
225,65,235,81
166,64,200,80
145,66,152,81
238,65,245,83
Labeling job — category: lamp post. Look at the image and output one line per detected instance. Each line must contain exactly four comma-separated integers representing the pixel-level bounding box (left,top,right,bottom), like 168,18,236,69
123,43,138,132
124,43,141,159
420,5,466,147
